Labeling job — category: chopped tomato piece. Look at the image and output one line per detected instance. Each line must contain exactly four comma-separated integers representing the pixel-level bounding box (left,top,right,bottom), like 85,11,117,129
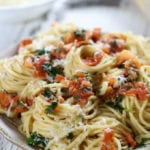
108,78,115,86
51,49,68,59
75,71,85,78
0,92,11,108
33,56,48,78
83,53,103,66
18,39,32,48
79,99,87,107
53,106,59,113
27,98,33,106
101,128,116,150
81,80,91,87
124,83,148,100
103,76,115,87
0,92,19,110
122,131,136,148
14,106,27,115
102,34,126,54
91,28,101,41
55,74,65,82
67,71,93,106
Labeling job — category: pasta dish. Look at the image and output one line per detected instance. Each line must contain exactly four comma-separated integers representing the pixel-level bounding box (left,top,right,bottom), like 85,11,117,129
0,23,150,150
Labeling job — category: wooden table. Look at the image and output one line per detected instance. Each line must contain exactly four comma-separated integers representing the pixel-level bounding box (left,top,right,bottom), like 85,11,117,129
0,0,149,149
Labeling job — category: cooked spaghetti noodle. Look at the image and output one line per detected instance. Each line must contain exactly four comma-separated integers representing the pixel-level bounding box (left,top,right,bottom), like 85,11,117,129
0,23,150,150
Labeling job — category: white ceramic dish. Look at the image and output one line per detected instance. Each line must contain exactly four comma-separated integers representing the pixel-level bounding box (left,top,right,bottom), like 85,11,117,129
0,0,54,23
0,46,150,150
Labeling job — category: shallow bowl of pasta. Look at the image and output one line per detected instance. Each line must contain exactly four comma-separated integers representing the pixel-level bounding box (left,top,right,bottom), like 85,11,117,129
0,23,150,150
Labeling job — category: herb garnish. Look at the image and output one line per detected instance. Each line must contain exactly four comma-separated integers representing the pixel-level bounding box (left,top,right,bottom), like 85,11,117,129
42,63,63,82
137,138,150,147
82,87,91,93
84,72,92,81
35,49,50,56
67,132,74,140
17,100,23,106
74,29,86,40
77,113,84,119
106,94,124,112
27,132,48,147
42,88,56,100
74,95,81,100
45,102,58,114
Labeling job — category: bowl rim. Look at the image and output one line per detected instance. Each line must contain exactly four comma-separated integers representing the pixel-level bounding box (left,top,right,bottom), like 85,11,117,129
0,0,54,10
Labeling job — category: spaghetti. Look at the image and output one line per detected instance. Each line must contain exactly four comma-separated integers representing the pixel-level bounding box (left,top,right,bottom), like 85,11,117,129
0,23,150,150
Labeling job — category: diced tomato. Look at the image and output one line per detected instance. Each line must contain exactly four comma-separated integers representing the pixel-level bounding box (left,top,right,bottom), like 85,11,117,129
102,34,126,54
0,92,11,108
75,71,85,78
53,106,59,113
122,131,136,148
69,81,78,95
81,80,91,87
83,53,103,66
124,83,148,100
101,128,116,150
27,98,33,106
55,74,65,82
68,73,93,106
21,98,33,107
14,106,26,115
0,92,19,110
79,99,87,107
110,39,125,53
80,89,93,100
108,78,115,86
12,95,19,104
51,49,68,59
51,51,62,59
18,39,32,48
91,28,101,41
103,76,115,87
33,56,48,78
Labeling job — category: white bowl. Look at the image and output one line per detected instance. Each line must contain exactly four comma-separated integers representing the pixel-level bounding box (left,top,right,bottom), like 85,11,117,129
0,0,55,23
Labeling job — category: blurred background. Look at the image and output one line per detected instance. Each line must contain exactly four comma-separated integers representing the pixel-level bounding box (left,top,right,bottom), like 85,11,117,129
0,0,150,51
0,0,150,149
